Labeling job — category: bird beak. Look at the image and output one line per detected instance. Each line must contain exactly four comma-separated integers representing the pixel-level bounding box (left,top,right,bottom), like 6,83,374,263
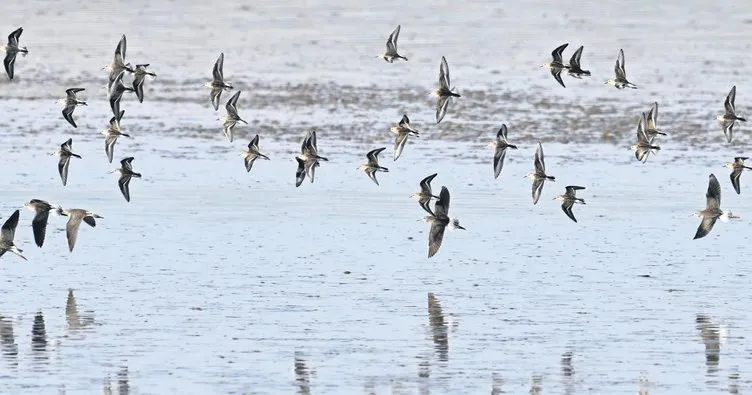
457,225,466,230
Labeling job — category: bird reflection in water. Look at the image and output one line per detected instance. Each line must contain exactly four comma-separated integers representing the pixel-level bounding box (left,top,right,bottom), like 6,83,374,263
529,374,542,395
561,351,574,395
31,311,47,361
427,293,448,362
696,314,727,376
638,374,650,395
102,364,130,395
491,372,503,395
0,314,18,369
294,351,312,395
728,369,740,394
66,289,95,333
417,353,430,395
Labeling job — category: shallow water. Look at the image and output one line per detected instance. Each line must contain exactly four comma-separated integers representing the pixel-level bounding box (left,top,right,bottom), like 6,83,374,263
1,0,752,394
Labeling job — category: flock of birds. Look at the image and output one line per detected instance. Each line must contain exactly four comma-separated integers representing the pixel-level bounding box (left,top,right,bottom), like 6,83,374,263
0,25,748,261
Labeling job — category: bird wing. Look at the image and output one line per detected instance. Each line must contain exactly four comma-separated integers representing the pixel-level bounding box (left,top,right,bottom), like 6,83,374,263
434,186,450,219
706,173,721,209
1,210,20,243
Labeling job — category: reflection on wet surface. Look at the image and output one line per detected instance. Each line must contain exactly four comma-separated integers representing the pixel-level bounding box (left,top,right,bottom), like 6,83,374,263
427,293,448,363
30,311,47,360
491,372,503,395
728,369,739,394
529,374,542,395
294,351,312,395
65,289,95,334
0,314,18,370
561,351,574,395
102,364,131,395
696,314,723,376
638,375,650,395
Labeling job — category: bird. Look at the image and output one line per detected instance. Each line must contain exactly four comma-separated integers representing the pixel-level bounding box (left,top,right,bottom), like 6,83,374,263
390,114,419,161
0,210,26,261
241,134,270,173
221,90,247,142
542,43,568,88
102,110,129,163
104,35,133,90
425,186,465,258
50,138,81,186
295,130,328,187
717,86,747,143
56,207,103,252
566,45,591,78
23,199,56,248
379,25,407,63
359,147,389,186
606,49,637,89
59,88,87,128
631,112,661,163
108,70,134,119
488,123,518,179
644,102,667,139
206,52,233,111
726,157,752,195
132,64,157,103
527,142,556,205
433,56,461,124
2,27,28,80
554,186,586,223
694,174,738,240
411,173,440,216
110,157,142,202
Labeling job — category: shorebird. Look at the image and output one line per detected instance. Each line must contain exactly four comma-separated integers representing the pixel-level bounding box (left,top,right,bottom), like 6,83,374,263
132,64,156,103
104,35,133,90
606,49,637,89
411,173,439,216
379,25,407,63
110,157,141,202
726,157,752,195
102,110,129,163
359,147,389,186
488,123,518,179
542,43,568,88
59,88,87,128
554,186,586,223
390,114,419,161
644,102,667,139
24,199,56,248
433,56,461,124
241,134,270,173
527,142,555,205
108,70,134,119
2,27,28,80
221,90,247,142
425,186,465,258
566,45,591,78
717,86,746,143
631,112,661,163
295,130,328,187
694,174,738,240
50,138,81,186
206,52,233,111
0,210,25,261
56,207,103,252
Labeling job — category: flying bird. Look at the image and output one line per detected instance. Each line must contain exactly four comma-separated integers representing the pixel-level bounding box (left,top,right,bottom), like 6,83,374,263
542,43,568,88
379,25,408,63
206,52,233,111
554,186,586,223
132,64,157,103
359,147,389,186
102,110,129,163
108,70,134,119
23,199,56,248
694,174,738,240
566,45,591,78
295,130,328,187
59,88,87,128
241,134,270,173
2,27,28,80
527,142,556,205
390,114,419,161
104,35,133,90
631,112,661,163
726,157,752,195
425,186,465,258
488,123,518,179
57,207,103,252
606,49,637,89
643,102,667,139
221,90,248,142
0,210,25,261
411,173,440,216
717,86,747,143
50,138,81,186
433,56,461,124
110,157,142,202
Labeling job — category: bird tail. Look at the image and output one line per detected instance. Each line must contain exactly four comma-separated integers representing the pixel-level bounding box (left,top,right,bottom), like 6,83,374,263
379,166,389,172
737,116,747,122
317,156,329,162
259,153,270,160
71,153,82,159
132,172,142,178
650,145,661,151
507,144,518,149
121,133,131,138
546,176,556,181
79,101,88,106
